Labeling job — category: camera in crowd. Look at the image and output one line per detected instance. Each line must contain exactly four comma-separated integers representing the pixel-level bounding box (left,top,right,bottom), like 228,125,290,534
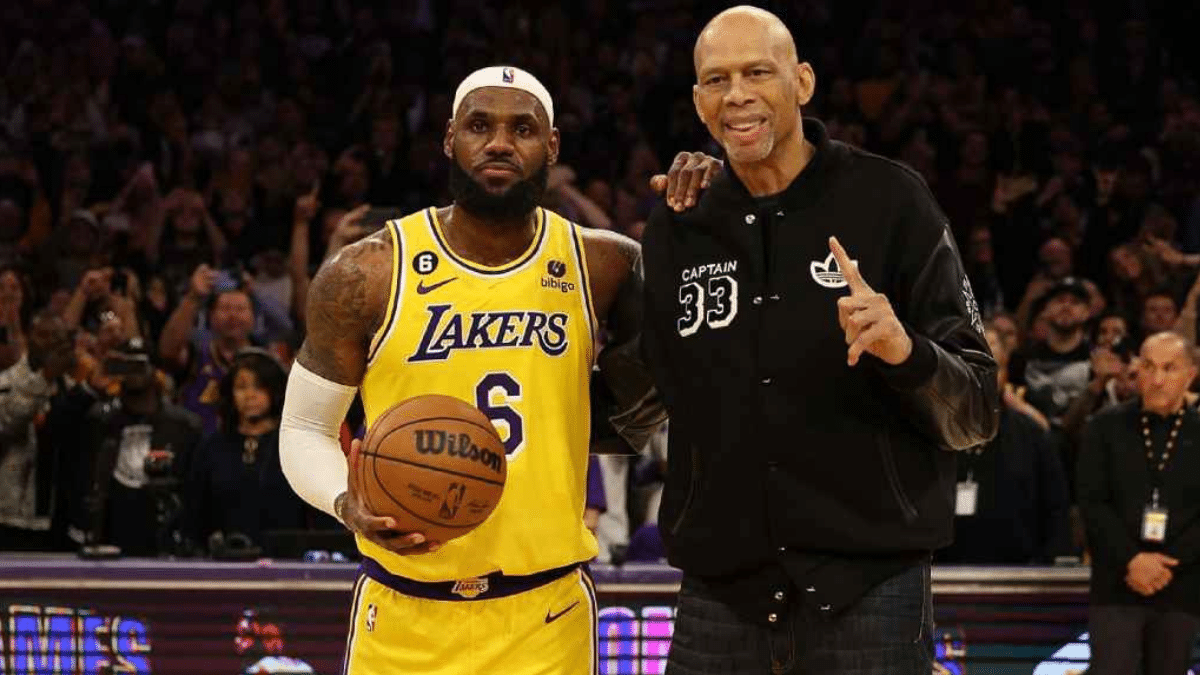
143,447,175,483
104,337,154,379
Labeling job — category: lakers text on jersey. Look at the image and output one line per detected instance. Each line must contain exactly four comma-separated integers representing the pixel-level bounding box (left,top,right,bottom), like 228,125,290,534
357,206,599,582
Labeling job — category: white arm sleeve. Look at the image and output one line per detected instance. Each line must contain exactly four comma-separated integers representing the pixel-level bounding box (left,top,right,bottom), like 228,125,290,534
280,361,358,521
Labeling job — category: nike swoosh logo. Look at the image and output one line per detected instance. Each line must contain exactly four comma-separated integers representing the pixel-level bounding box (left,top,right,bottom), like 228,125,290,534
416,277,458,294
545,601,580,624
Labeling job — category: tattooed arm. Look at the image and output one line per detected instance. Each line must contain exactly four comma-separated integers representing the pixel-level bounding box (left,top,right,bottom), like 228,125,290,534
295,229,392,382
283,232,386,515
283,230,436,553
583,229,667,453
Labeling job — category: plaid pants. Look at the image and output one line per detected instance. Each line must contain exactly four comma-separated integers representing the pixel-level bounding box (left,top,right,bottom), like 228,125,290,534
666,561,932,675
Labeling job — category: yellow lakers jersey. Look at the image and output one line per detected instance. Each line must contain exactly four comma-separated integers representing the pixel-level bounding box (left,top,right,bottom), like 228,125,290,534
358,206,598,581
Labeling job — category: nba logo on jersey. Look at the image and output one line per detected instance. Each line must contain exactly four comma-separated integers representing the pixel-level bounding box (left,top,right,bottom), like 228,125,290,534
451,578,490,599
365,604,377,632
502,67,515,83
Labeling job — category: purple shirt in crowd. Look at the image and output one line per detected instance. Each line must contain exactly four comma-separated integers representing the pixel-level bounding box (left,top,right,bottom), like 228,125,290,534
178,336,230,436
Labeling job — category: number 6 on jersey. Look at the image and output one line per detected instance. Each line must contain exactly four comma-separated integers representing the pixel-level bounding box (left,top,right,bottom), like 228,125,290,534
475,372,525,456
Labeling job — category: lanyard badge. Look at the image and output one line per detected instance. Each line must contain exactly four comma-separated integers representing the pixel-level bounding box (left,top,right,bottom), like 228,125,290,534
955,471,978,517
1139,412,1184,543
1142,488,1169,544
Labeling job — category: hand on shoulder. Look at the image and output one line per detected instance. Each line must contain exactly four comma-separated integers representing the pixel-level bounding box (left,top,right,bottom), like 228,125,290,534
648,152,723,212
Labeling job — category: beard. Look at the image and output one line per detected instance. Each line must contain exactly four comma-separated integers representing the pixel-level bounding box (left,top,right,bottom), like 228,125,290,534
448,157,549,222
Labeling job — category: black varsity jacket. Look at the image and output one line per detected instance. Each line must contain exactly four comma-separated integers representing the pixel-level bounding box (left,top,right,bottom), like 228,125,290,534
641,119,1000,621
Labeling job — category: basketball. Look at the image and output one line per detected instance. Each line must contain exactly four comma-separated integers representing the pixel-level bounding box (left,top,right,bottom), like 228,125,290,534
354,394,508,543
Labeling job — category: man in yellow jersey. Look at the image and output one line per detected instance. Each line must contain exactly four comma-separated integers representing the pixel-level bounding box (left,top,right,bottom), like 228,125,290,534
279,66,693,675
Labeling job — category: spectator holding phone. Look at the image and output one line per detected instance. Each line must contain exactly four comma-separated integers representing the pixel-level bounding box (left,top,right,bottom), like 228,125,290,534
0,264,33,372
0,311,76,549
46,210,109,291
83,338,201,555
1063,341,1136,438
153,188,227,295
287,188,374,326
138,273,176,349
286,183,321,328
61,267,142,341
158,263,256,434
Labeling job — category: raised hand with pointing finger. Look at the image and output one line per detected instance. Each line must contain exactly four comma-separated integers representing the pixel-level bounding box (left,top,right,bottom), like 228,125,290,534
636,8,1001,674
293,179,322,225
829,236,912,366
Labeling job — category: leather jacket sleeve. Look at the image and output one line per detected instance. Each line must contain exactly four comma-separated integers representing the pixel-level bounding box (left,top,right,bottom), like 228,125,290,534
598,243,668,453
871,187,1001,451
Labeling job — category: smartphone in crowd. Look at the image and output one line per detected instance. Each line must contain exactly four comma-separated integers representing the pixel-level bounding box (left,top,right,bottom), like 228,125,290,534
104,354,151,377
213,262,245,293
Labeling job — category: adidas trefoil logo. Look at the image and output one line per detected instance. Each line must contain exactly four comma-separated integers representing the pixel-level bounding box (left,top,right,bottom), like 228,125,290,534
810,252,852,289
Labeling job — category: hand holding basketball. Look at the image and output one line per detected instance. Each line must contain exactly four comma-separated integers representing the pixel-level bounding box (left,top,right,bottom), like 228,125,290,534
830,237,912,367
353,394,508,545
339,440,442,555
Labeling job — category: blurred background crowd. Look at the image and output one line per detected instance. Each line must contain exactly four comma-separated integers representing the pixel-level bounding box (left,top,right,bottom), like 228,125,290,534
0,0,1197,564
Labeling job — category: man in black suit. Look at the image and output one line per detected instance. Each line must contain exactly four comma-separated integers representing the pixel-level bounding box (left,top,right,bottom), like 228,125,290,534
1077,331,1200,675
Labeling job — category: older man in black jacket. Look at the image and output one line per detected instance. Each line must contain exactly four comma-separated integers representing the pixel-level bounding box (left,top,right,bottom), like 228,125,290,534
640,6,999,675
1077,331,1200,675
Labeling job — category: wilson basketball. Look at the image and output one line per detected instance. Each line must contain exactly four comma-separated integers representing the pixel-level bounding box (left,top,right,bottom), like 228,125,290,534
355,394,508,543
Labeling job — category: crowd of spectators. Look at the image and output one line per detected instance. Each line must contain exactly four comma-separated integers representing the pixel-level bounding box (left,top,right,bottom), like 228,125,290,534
0,0,1197,564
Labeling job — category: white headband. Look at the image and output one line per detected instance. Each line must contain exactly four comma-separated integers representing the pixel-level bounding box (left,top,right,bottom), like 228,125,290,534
452,66,555,126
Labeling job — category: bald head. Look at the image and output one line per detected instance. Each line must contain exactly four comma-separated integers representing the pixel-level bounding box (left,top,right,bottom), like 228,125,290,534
690,6,813,174
1138,330,1197,414
694,6,798,74
1141,331,1195,366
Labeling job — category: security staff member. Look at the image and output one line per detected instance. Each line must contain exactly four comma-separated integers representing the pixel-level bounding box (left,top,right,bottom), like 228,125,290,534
639,7,999,674
1077,331,1200,675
